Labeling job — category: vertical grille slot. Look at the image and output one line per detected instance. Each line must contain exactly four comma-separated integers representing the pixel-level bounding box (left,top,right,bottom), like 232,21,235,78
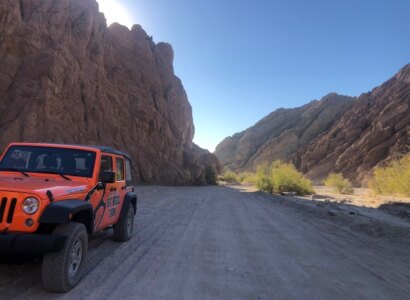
0,197,6,223
7,198,17,223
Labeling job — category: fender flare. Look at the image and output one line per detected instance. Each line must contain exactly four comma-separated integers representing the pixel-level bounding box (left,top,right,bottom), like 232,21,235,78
119,192,137,220
39,200,94,234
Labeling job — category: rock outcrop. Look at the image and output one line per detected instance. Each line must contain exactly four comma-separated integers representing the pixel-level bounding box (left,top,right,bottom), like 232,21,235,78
215,94,355,172
295,65,410,184
0,0,219,184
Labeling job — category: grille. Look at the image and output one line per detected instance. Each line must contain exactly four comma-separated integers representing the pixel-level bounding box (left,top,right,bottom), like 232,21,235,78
0,197,17,224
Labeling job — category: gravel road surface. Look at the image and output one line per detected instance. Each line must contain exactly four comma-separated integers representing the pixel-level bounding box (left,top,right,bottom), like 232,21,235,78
1,186,409,299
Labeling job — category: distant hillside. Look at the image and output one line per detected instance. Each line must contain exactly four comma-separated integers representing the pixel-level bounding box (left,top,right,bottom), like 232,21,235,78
295,64,410,184
214,93,355,172
215,64,410,186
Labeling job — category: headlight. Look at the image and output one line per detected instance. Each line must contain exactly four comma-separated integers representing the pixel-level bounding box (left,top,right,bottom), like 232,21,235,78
22,197,39,214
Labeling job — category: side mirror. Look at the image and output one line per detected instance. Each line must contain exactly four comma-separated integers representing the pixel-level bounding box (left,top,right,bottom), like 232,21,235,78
100,171,116,184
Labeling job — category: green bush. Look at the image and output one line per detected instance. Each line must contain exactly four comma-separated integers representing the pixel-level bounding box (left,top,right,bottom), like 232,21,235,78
257,177,273,193
237,172,258,184
221,171,239,182
220,170,258,184
255,164,272,192
369,154,410,196
256,161,313,195
324,173,354,194
219,162,313,195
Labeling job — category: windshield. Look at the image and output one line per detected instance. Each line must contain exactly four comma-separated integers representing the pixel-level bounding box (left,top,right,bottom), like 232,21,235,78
0,146,96,178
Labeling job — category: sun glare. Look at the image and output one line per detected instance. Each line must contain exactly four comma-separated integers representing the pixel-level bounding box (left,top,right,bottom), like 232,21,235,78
97,0,134,29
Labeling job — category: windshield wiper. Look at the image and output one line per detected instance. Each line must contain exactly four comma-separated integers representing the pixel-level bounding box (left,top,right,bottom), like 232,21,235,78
46,171,72,181
0,168,30,177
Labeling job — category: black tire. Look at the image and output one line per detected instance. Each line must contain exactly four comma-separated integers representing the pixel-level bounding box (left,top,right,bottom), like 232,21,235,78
113,204,135,242
42,222,88,292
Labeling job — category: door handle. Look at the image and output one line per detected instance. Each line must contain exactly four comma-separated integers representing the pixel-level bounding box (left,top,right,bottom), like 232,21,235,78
110,187,117,192
121,186,126,190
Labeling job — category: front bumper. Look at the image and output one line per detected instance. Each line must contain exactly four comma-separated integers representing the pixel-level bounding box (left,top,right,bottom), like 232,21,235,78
0,232,66,254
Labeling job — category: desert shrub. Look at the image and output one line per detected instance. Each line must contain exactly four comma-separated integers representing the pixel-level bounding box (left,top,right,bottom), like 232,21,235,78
236,172,247,182
369,154,410,196
255,164,272,192
270,161,314,195
219,162,313,195
237,172,258,184
221,170,239,182
257,177,273,193
256,161,313,195
324,173,354,194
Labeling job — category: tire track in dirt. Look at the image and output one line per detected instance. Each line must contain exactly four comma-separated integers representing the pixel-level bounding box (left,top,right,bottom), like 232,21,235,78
242,191,410,298
1,186,410,300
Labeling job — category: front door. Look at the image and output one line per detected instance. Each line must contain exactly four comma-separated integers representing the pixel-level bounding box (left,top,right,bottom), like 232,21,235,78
91,155,116,232
91,155,127,232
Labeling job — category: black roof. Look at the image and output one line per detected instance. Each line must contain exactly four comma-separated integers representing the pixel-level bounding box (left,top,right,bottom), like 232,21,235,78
86,145,132,160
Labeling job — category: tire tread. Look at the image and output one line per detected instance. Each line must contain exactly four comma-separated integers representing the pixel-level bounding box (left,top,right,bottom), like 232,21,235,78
42,222,88,292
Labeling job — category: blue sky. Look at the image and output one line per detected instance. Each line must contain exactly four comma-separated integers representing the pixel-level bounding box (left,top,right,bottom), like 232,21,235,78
97,0,410,151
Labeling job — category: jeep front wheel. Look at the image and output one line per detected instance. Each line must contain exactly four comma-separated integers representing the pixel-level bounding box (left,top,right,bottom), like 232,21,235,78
113,204,135,242
42,222,88,292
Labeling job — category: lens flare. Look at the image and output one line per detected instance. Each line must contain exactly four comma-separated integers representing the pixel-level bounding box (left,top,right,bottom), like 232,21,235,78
97,0,134,29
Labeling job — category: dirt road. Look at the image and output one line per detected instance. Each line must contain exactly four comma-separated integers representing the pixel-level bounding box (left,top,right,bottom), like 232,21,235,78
1,186,410,299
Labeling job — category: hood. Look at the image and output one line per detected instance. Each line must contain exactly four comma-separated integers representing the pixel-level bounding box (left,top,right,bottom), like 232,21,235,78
0,175,89,199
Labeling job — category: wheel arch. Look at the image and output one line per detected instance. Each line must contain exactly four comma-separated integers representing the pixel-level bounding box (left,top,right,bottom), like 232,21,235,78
120,192,137,219
39,200,94,234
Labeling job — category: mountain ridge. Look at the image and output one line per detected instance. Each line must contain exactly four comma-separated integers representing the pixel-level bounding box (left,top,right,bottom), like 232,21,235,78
215,64,410,185
295,64,410,184
215,93,355,172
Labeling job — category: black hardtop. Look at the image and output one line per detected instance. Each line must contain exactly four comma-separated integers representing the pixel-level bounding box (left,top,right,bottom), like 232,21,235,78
87,145,132,160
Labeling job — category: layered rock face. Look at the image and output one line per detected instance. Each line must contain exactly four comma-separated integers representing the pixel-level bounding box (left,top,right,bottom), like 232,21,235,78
215,94,355,172
296,65,410,184
0,0,219,184
216,64,410,185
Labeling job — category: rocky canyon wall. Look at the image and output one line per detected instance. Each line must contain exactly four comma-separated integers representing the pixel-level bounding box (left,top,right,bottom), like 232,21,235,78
0,0,219,184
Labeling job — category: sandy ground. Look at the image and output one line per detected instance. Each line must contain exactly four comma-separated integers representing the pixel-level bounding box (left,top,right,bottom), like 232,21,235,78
227,182,410,223
1,186,410,299
312,186,410,208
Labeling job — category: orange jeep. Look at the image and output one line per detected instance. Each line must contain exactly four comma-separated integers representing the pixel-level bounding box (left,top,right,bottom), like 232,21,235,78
0,143,137,292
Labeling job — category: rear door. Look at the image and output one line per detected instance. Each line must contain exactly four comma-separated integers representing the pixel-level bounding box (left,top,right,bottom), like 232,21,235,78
108,156,127,223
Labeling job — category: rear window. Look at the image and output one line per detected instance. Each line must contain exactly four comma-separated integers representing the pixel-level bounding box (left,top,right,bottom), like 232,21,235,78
125,159,132,185
115,157,124,181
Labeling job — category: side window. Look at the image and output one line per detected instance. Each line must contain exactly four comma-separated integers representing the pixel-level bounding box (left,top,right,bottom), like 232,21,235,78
99,156,113,180
125,159,132,185
115,158,124,181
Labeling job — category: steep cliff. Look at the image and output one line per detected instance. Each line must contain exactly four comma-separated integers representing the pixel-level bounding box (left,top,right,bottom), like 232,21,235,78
296,65,410,184
215,94,355,172
0,0,219,184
